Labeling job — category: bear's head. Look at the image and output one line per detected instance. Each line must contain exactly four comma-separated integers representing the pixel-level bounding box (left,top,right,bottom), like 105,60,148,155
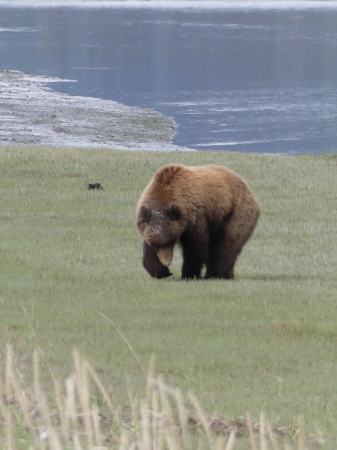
137,203,187,267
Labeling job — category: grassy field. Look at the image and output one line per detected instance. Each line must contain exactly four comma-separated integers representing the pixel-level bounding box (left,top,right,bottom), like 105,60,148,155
0,146,336,447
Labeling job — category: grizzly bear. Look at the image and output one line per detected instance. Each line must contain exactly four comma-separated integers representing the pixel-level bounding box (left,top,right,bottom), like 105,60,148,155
136,164,259,280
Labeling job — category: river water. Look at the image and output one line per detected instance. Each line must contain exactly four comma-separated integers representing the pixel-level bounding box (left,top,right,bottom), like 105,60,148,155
1,1,337,154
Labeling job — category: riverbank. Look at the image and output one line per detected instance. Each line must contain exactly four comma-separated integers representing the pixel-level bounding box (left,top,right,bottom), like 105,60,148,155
0,70,187,151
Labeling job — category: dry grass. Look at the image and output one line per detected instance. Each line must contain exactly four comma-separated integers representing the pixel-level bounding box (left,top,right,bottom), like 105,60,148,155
0,347,314,450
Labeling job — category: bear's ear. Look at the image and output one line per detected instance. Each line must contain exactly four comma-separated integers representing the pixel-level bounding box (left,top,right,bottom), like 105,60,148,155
139,205,152,223
167,203,181,221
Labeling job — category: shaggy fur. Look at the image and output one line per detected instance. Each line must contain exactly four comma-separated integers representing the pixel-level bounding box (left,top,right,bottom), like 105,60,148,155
136,164,260,280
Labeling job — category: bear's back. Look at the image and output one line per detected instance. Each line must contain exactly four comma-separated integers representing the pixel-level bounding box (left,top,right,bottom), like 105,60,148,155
137,164,255,216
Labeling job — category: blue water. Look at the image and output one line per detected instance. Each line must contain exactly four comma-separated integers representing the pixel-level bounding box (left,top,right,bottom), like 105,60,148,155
1,2,337,153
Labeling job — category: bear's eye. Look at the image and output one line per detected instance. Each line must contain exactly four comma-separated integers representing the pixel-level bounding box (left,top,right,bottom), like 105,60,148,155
140,205,151,223
167,204,181,221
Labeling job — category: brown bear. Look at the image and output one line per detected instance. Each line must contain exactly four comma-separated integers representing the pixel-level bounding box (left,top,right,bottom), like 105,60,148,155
136,164,259,280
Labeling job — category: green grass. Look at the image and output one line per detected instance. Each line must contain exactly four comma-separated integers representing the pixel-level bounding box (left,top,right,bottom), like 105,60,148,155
0,147,336,446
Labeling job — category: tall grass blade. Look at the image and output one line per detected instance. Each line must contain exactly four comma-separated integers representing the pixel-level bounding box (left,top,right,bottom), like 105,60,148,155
85,359,114,410
225,429,237,450
266,419,279,450
92,404,103,447
118,429,129,450
247,411,258,450
140,400,151,450
53,376,68,442
7,361,36,437
216,437,224,450
73,348,94,448
97,312,145,375
65,374,77,435
0,374,16,450
33,351,63,450
151,389,161,450
158,377,181,450
189,392,214,450
297,418,305,450
5,345,14,402
259,413,268,450
174,387,188,442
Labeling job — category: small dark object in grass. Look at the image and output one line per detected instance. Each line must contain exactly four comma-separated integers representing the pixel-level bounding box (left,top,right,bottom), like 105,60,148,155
88,183,104,190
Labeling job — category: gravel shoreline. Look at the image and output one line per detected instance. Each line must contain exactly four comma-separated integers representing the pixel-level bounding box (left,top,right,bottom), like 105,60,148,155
0,70,189,151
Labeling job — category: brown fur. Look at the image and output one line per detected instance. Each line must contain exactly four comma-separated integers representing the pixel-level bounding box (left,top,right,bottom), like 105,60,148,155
136,164,260,280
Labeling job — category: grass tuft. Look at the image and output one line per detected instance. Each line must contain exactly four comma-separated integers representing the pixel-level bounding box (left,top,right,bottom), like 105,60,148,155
0,347,318,449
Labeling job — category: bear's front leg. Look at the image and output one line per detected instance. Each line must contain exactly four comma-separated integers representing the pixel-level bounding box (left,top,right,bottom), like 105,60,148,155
180,236,208,280
142,241,173,279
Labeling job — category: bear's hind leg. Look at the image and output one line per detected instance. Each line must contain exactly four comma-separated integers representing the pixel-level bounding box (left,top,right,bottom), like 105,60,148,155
206,195,259,279
205,237,237,279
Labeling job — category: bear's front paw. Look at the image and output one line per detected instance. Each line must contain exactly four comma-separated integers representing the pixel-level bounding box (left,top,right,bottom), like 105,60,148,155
154,267,173,279
142,241,173,279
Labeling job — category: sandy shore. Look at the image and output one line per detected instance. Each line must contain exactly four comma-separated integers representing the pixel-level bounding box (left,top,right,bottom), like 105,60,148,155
0,70,188,151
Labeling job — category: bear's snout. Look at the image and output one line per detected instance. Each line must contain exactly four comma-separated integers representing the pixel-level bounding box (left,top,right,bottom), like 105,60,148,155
156,246,174,267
